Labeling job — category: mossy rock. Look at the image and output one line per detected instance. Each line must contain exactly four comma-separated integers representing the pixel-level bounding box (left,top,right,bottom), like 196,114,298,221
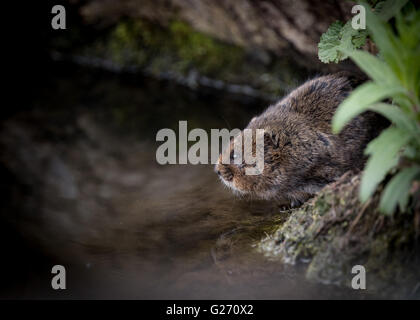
258,172,420,298
70,18,312,99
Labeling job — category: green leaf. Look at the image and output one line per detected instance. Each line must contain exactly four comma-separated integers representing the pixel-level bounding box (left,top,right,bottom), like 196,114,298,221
344,49,398,85
404,145,420,161
375,0,409,21
340,21,368,52
332,82,406,133
360,127,411,202
367,103,420,136
379,166,420,215
318,21,343,63
318,21,367,63
361,1,402,74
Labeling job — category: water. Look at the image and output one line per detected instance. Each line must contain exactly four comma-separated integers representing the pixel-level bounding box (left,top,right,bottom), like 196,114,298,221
0,62,364,299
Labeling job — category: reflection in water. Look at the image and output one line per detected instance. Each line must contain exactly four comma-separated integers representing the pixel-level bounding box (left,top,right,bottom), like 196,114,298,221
0,63,363,299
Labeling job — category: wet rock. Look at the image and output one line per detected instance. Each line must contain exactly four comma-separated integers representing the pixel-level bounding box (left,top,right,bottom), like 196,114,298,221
258,172,420,298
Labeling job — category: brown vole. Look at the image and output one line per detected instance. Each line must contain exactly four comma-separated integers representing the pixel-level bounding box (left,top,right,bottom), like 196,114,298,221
215,73,388,207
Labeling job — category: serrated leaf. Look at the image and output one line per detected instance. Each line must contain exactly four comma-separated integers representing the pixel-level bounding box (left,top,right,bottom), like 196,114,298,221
318,21,367,63
360,127,411,202
332,82,406,133
340,21,368,52
318,21,343,63
352,30,369,48
379,166,420,215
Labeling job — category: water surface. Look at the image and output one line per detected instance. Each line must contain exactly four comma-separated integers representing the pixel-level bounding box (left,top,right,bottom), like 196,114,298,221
0,63,365,299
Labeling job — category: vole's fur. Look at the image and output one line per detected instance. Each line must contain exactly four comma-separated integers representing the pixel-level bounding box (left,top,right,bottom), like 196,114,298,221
215,73,388,207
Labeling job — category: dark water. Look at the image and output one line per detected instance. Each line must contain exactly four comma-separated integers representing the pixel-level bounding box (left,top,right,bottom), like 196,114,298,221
0,63,366,299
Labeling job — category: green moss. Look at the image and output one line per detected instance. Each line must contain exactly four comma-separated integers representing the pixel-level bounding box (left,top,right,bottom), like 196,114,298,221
169,20,244,76
78,17,310,98
258,173,420,298
99,19,245,77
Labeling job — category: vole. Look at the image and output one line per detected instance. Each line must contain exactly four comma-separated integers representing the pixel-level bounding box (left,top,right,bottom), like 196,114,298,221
215,73,388,207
